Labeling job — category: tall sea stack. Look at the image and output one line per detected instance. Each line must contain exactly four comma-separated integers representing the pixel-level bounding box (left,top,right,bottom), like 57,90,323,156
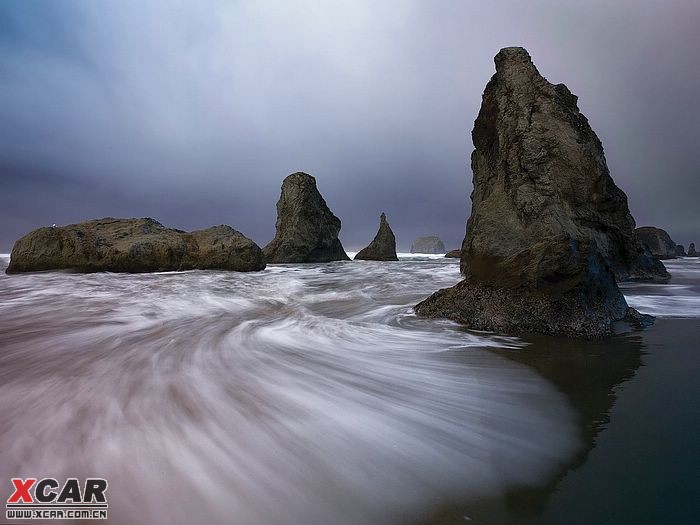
354,213,398,261
416,47,652,338
459,50,666,282
263,172,350,263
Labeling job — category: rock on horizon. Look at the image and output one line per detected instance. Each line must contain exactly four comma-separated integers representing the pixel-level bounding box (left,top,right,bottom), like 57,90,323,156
411,236,445,254
263,172,350,263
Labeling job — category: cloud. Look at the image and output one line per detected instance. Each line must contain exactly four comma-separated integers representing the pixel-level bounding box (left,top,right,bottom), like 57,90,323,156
1,0,698,251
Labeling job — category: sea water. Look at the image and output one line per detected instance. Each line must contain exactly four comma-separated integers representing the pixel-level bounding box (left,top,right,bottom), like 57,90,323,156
0,253,697,524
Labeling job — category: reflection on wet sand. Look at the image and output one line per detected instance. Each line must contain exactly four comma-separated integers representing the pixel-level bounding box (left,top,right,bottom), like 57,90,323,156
430,332,644,524
430,259,700,524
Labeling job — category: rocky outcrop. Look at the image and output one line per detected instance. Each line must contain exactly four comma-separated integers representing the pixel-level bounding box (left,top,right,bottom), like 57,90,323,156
410,236,445,254
416,47,653,338
6,218,265,273
688,243,698,257
635,227,678,260
263,172,349,263
354,213,398,261
461,56,666,281
445,249,462,258
676,244,687,257
189,225,266,270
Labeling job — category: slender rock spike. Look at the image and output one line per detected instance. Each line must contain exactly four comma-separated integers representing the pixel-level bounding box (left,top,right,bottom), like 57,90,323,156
354,213,398,261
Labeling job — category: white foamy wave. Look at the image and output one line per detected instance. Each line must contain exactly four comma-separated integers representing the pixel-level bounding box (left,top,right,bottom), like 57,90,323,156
622,259,700,318
624,294,700,317
0,256,579,525
346,251,453,260
398,251,451,259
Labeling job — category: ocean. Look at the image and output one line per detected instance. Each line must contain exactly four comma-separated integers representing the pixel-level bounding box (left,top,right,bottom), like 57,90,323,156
0,253,698,524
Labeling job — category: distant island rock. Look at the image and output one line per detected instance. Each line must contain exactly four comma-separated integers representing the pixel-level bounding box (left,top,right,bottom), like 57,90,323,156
354,213,398,261
635,227,678,260
411,236,445,254
688,243,698,257
6,218,265,273
263,172,350,263
416,47,652,338
445,249,461,258
676,244,687,257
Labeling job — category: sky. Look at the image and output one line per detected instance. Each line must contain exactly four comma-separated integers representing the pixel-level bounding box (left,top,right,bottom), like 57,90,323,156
1,0,698,252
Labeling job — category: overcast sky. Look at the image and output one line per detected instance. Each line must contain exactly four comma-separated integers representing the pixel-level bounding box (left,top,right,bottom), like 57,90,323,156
1,0,698,252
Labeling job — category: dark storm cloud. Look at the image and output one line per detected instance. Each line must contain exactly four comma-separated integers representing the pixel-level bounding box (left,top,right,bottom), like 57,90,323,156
1,0,698,252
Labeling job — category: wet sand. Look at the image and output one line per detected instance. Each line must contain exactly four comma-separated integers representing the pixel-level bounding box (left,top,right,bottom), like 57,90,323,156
429,317,700,524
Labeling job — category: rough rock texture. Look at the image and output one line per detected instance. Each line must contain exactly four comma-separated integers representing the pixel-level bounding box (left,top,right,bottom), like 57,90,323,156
461,50,666,282
411,236,445,254
635,227,678,260
688,243,698,257
445,249,462,258
354,213,398,261
189,225,266,270
416,47,654,338
676,244,687,257
6,218,265,273
416,279,648,339
263,172,350,263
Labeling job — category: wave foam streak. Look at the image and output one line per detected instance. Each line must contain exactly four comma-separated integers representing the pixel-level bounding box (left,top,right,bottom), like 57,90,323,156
0,257,579,524
622,258,700,317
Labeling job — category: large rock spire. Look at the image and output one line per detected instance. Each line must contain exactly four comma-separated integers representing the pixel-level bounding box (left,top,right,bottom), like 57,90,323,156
416,47,655,337
263,172,350,263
